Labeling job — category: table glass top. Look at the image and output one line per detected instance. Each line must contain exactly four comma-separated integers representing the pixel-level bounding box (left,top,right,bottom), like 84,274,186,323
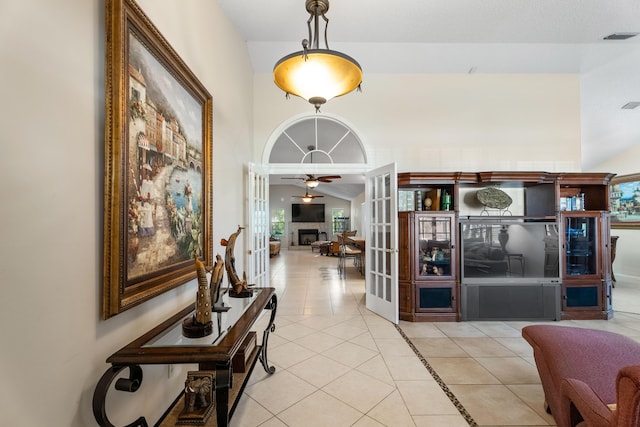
143,289,262,348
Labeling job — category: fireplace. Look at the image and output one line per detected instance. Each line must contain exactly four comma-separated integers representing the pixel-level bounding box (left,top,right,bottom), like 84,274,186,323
298,229,319,245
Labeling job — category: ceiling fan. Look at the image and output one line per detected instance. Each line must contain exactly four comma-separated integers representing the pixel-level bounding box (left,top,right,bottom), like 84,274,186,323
282,173,342,188
293,190,324,203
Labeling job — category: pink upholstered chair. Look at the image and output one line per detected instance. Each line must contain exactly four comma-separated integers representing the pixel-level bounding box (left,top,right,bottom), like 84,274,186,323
561,365,640,427
522,325,640,427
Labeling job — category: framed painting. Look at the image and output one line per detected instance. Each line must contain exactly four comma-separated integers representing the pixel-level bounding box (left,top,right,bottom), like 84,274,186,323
103,0,213,318
610,173,640,229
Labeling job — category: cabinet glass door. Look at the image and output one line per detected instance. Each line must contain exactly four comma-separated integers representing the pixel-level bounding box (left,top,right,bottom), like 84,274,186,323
563,215,598,277
416,214,454,279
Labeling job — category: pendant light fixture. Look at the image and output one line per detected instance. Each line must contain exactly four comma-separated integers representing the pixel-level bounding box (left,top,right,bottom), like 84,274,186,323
273,0,362,112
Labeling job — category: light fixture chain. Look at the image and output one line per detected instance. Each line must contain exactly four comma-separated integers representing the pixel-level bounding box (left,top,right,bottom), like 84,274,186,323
322,13,329,49
306,13,313,49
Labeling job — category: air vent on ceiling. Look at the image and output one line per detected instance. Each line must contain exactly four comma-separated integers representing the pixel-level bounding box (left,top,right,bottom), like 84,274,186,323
603,32,639,40
622,102,640,110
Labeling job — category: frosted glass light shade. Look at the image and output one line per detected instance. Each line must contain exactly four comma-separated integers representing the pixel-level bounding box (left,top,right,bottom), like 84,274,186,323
274,49,362,111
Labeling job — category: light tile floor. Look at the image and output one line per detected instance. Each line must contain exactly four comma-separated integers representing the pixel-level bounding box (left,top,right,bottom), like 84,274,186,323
231,249,640,427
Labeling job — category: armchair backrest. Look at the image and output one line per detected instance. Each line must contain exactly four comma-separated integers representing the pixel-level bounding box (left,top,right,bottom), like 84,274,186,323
613,365,640,427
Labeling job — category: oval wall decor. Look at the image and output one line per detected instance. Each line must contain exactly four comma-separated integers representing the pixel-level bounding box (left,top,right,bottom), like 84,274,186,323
476,187,513,209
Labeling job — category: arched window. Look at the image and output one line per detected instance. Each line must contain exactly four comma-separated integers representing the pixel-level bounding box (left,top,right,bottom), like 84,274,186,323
267,116,367,164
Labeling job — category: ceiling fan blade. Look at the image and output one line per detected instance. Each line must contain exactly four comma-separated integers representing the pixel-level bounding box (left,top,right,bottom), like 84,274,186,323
317,175,341,182
285,174,341,184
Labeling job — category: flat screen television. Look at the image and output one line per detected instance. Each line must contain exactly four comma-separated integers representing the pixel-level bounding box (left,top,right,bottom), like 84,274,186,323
460,220,560,283
292,204,325,222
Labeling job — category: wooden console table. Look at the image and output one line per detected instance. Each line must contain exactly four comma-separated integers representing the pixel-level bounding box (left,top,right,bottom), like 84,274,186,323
93,288,277,427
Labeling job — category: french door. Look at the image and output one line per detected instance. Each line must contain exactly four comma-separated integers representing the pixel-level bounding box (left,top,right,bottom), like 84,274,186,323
365,163,399,323
247,163,269,287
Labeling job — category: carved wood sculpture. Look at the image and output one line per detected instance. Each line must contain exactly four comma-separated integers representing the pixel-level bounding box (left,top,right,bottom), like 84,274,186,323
220,226,252,295
184,375,212,411
209,254,225,306
177,371,215,425
182,255,213,337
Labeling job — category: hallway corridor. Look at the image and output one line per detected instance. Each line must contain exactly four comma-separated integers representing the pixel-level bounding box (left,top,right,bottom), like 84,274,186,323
229,248,640,427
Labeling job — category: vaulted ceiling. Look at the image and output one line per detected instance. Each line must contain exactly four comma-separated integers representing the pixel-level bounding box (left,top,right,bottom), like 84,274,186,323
219,0,640,199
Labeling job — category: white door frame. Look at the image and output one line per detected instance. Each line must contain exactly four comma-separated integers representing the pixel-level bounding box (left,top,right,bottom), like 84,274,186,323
256,115,399,323
365,163,399,324
247,163,269,287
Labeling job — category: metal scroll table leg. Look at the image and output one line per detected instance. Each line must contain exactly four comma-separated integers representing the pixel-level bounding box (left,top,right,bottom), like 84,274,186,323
259,294,277,374
92,364,148,427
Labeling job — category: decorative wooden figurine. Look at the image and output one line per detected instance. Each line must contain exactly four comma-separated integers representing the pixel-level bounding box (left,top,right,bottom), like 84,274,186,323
176,371,215,426
182,256,213,338
221,226,254,297
209,254,229,311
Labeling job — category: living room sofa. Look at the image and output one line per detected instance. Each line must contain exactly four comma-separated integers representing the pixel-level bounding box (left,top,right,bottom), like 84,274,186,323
522,325,640,427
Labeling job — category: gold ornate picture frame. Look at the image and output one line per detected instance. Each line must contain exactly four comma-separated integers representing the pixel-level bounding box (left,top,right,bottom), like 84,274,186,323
103,0,213,318
610,173,640,229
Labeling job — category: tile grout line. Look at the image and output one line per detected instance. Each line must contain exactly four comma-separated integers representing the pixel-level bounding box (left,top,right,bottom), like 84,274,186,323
395,324,478,427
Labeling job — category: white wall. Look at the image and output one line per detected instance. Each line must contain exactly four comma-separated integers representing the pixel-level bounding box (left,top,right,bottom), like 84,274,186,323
253,73,583,172
0,0,253,425
580,46,640,170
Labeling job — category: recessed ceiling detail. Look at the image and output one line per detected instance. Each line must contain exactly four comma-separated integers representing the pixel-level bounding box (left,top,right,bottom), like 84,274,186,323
621,102,640,109
603,32,639,40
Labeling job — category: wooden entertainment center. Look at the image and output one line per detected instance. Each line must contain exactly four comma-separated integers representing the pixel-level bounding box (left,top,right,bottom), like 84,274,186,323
398,171,615,322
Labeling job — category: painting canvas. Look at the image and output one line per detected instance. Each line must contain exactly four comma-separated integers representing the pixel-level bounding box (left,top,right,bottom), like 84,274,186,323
103,0,213,318
126,34,204,277
610,173,640,229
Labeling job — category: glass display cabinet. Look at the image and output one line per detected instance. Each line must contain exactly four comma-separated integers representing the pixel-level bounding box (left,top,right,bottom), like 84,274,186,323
398,211,458,321
563,214,599,278
561,211,612,319
415,214,454,279
556,172,614,320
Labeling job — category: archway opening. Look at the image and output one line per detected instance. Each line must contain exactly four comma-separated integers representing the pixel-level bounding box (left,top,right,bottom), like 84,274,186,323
264,115,370,248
